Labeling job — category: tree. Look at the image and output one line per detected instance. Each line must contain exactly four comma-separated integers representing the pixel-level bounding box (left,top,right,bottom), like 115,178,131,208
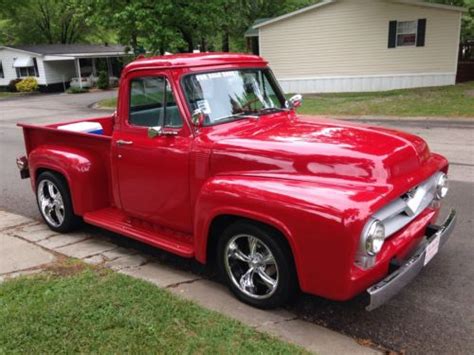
0,0,96,44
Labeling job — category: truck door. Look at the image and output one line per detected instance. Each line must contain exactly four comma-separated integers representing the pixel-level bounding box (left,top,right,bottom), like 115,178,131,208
112,71,193,233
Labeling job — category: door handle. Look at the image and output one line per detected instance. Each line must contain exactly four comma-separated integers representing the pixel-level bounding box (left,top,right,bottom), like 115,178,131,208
116,140,134,146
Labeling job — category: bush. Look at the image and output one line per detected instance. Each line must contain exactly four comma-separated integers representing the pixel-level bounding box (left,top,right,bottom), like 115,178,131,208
8,79,22,92
66,86,89,94
96,71,109,90
15,77,39,93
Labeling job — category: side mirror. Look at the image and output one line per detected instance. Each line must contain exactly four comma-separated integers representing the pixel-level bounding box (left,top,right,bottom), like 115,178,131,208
192,109,205,127
147,126,162,138
286,94,303,109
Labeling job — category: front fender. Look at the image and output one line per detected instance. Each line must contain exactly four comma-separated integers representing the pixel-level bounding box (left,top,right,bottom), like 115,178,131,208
29,145,110,215
193,175,360,296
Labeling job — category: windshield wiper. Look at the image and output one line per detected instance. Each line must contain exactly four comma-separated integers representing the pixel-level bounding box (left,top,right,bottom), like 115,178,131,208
256,107,284,115
229,112,260,120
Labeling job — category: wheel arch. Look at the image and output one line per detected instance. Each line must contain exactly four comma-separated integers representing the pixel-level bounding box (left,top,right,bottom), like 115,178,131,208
199,210,302,290
29,146,110,216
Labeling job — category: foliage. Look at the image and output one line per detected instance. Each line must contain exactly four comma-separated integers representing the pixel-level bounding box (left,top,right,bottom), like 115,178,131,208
96,70,109,90
1,0,471,53
0,265,307,354
73,0,315,54
15,77,39,92
66,86,89,94
296,81,474,117
8,79,22,92
0,0,97,44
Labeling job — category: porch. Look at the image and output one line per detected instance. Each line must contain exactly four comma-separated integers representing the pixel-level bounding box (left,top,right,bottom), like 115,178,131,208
43,55,126,90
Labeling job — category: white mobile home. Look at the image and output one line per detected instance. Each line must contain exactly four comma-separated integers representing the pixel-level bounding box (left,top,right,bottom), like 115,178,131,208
0,44,128,92
246,0,466,93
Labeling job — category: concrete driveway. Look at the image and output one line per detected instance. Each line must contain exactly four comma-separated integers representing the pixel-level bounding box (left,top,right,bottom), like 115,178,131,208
0,92,473,353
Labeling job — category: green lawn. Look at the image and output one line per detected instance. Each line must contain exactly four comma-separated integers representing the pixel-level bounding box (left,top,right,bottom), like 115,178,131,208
0,92,18,99
0,261,306,354
297,81,474,117
96,82,474,117
97,97,117,108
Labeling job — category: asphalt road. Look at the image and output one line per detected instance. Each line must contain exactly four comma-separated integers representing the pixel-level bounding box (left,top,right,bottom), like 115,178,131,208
0,92,473,354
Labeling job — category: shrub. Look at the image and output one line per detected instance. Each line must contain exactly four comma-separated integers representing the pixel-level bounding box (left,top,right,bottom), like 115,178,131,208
66,86,89,94
15,77,39,93
8,79,22,92
96,71,109,90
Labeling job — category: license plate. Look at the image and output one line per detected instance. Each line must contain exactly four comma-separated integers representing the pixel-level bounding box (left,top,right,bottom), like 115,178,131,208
424,235,440,266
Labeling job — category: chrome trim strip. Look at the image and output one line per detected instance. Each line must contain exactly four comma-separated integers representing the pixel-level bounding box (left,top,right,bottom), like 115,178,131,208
366,209,456,311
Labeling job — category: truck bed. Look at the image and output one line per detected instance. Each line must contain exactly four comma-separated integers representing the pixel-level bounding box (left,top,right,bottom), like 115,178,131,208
18,115,115,215
18,115,114,145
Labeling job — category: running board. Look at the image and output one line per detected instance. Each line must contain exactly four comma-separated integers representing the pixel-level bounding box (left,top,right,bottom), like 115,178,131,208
84,208,194,258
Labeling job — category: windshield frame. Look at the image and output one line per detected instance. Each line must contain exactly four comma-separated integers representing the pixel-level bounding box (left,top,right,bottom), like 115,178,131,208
180,67,287,127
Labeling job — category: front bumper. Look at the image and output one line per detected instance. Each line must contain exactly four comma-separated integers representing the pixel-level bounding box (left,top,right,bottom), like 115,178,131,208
366,208,456,311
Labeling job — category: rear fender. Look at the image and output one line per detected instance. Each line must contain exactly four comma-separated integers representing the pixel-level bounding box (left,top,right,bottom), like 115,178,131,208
29,145,110,215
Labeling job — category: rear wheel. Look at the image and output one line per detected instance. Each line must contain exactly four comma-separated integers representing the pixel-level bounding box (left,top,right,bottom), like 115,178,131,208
217,221,297,309
36,171,80,233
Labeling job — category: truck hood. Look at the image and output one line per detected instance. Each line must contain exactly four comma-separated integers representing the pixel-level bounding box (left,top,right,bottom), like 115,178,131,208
209,115,431,184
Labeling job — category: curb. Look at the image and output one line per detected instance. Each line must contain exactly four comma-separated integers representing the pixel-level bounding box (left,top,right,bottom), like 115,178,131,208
0,210,381,355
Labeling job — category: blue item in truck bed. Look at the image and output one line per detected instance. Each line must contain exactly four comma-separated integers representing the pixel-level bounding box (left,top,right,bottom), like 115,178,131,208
57,122,103,135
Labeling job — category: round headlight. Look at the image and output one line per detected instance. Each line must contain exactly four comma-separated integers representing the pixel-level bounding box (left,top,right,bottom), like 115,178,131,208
435,173,448,200
365,220,385,256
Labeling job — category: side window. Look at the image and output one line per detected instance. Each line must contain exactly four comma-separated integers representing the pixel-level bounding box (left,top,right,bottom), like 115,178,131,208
129,76,183,128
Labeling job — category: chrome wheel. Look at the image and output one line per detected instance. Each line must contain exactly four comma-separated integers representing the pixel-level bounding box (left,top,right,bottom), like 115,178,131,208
37,179,65,228
224,234,279,300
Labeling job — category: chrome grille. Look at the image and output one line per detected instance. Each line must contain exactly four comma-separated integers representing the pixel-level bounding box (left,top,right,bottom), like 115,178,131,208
374,172,442,239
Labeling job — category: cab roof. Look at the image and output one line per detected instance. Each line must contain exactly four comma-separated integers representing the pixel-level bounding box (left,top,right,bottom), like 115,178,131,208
124,52,267,72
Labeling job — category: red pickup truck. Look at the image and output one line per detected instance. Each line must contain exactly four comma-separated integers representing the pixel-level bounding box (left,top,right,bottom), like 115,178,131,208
17,53,455,310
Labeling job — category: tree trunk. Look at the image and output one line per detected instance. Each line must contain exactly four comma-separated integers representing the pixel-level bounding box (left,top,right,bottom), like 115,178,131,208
130,31,138,54
222,32,230,52
200,37,207,52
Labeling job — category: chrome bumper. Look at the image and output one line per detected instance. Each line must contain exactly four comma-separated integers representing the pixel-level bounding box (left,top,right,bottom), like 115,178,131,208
366,209,456,311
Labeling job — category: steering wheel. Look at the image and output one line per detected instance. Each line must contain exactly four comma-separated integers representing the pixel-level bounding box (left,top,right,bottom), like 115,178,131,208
240,97,261,111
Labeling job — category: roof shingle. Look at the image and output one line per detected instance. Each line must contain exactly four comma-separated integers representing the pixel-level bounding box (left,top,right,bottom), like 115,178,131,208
7,44,127,55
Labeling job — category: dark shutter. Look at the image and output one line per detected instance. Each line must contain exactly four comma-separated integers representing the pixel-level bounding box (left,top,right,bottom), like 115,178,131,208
388,20,397,48
33,58,39,77
416,19,426,47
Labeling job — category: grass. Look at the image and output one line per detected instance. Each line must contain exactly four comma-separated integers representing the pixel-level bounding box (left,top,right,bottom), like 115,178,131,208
297,81,474,117
0,92,18,99
96,81,474,117
0,261,306,354
97,97,117,109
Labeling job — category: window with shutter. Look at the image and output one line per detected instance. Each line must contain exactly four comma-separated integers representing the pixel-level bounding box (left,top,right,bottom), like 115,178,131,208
388,19,426,48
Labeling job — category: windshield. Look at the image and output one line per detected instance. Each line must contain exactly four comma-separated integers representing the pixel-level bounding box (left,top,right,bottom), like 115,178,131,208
182,68,286,126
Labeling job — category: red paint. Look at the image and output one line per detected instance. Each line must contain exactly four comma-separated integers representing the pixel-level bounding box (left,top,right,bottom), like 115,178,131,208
18,53,449,301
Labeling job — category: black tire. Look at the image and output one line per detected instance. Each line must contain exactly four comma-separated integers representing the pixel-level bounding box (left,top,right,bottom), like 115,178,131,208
36,171,81,233
217,220,298,309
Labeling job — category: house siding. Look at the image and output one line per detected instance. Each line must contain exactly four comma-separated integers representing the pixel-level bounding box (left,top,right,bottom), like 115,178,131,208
0,48,47,86
259,0,462,92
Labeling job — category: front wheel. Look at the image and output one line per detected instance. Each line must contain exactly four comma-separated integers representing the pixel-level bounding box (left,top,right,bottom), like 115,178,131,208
36,171,80,233
217,221,297,309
